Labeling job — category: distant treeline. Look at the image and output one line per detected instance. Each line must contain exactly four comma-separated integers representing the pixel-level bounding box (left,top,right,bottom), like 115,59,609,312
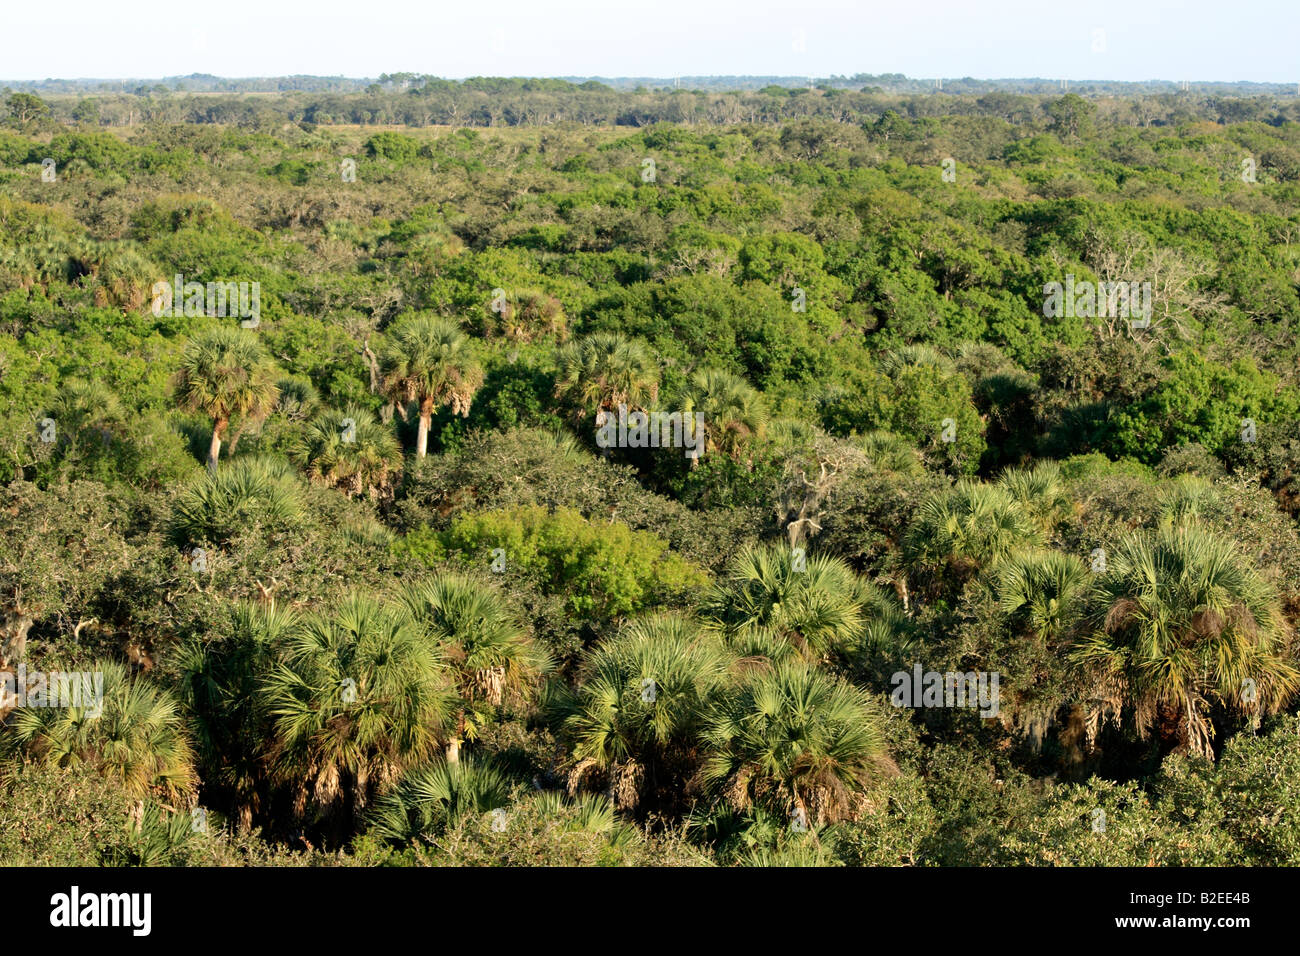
7,72,1300,96
4,75,1300,130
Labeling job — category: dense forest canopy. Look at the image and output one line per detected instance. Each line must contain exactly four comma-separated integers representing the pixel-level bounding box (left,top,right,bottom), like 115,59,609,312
2,79,1300,866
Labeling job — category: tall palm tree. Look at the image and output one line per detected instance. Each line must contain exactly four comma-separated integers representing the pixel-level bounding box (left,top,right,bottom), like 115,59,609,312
292,403,402,500
702,661,892,825
553,332,659,422
261,595,455,832
677,368,768,461
174,326,279,472
5,660,196,802
562,614,730,810
705,545,866,664
1073,522,1300,759
379,315,484,458
397,574,550,762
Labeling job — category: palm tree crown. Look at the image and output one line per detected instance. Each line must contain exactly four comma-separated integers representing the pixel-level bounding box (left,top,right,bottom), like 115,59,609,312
705,545,867,663
293,403,402,500
702,661,892,825
677,368,767,461
262,595,455,827
1073,521,1300,759
554,332,660,421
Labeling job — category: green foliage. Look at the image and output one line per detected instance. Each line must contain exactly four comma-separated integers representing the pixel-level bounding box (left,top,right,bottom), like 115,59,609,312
292,403,402,499
1074,521,1300,759
5,89,1300,867
364,132,420,164
560,614,729,810
261,595,456,827
368,757,511,843
705,544,872,663
906,481,1042,594
428,504,710,621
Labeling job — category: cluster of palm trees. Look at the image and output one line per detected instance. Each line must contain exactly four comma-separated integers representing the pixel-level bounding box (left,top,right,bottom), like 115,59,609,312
4,660,196,803
179,572,547,838
904,464,1300,758
1,542,898,842
4,463,1294,851
558,544,897,826
553,332,769,461
173,315,484,476
172,318,770,501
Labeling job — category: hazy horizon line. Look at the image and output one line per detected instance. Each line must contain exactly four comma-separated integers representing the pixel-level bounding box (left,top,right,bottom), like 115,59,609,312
6,73,1298,88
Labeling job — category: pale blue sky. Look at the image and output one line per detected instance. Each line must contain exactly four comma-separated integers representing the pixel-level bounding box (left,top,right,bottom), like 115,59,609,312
5,0,1297,83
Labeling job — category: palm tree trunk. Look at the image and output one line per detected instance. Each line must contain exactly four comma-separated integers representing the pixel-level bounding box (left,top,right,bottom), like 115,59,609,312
1156,701,1189,754
416,401,433,458
207,418,228,473
446,738,461,763
0,604,33,667
362,342,379,394
606,762,618,806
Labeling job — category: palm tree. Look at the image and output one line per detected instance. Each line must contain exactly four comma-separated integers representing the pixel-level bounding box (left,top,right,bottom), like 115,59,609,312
175,602,295,831
261,595,455,832
1072,522,1300,759
1156,474,1221,526
702,661,892,825
46,378,125,451
527,790,640,848
174,325,279,472
274,375,320,422
705,545,866,664
368,756,511,845
905,481,1041,592
854,429,923,475
880,343,955,377
997,462,1073,533
378,314,484,458
739,842,842,867
292,404,402,500
170,456,305,546
998,550,1092,647
397,573,550,762
84,242,158,311
996,550,1093,744
486,289,567,343
5,660,196,802
677,368,768,461
562,614,730,810
553,332,659,422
